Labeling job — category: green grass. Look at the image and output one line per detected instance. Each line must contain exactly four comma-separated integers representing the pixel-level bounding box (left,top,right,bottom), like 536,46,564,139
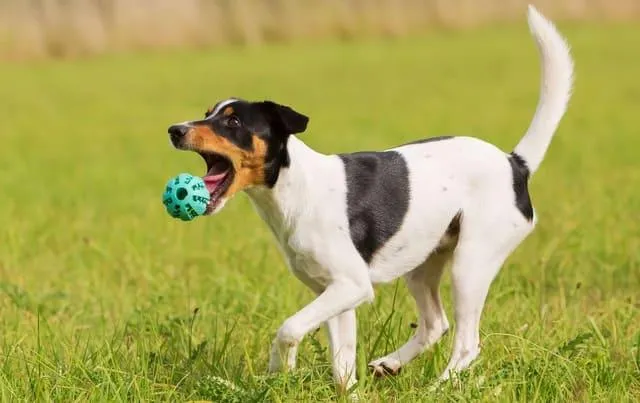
0,21,639,402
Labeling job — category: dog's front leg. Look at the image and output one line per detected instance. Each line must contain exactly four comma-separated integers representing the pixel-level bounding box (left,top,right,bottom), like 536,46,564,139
268,338,298,373
268,273,373,380
326,309,357,392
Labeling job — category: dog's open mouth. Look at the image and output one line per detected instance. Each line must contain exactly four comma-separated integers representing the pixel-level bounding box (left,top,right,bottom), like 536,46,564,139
200,152,234,214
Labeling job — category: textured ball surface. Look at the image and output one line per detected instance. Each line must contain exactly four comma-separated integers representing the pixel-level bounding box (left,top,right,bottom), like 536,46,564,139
162,173,210,221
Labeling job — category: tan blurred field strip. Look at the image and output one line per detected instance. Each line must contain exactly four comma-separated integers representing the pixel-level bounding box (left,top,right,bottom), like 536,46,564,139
0,0,638,60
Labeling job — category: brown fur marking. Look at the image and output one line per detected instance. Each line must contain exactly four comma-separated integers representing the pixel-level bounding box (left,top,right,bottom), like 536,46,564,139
436,211,462,252
187,126,268,199
446,211,462,237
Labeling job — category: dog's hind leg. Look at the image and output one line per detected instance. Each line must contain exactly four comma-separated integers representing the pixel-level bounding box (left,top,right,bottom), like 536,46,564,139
440,211,533,381
368,248,452,376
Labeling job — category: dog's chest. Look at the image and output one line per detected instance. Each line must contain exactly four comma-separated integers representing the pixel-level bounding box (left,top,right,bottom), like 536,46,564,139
247,190,334,291
283,243,332,292
269,220,334,291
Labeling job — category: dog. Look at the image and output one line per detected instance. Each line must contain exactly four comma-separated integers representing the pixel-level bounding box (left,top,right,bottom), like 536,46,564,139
167,5,573,391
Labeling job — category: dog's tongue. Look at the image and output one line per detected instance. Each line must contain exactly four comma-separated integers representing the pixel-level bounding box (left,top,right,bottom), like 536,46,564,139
203,172,227,193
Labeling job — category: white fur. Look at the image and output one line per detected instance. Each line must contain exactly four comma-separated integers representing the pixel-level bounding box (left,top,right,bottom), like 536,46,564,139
209,98,238,118
514,5,574,174
240,5,573,389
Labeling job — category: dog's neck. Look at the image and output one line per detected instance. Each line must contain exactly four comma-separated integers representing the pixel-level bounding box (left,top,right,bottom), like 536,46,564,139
245,136,328,234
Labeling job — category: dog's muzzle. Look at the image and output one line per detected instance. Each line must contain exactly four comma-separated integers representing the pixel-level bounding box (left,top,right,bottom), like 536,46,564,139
168,124,190,148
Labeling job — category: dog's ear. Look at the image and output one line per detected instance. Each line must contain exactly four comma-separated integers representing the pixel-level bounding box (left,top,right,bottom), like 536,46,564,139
260,101,309,135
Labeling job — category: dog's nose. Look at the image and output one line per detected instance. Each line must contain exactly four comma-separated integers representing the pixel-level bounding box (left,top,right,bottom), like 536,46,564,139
168,124,190,145
168,124,189,138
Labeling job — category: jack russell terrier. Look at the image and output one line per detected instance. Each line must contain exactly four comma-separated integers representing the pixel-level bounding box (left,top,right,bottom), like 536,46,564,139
167,5,573,391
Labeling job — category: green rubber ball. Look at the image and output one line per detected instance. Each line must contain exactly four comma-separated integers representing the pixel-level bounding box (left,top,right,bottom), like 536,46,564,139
162,173,210,221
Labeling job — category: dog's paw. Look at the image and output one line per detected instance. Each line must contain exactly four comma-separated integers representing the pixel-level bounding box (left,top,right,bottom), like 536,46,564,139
368,357,402,378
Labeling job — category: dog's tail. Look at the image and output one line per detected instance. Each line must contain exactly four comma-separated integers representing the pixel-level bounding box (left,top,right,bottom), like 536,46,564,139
513,5,574,175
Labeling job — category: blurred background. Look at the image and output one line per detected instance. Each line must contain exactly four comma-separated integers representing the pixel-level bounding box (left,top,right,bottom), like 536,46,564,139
0,0,639,59
0,0,638,401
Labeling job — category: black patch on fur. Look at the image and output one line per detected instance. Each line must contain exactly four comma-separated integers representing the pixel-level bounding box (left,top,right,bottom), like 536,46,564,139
258,101,308,187
508,152,533,221
339,151,410,264
402,135,454,146
194,99,256,151
263,140,290,187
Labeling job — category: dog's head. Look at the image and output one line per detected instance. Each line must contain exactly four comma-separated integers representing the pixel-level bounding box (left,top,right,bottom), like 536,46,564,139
168,98,309,215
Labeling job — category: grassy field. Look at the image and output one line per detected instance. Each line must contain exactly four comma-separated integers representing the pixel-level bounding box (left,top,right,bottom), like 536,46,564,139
0,19,639,402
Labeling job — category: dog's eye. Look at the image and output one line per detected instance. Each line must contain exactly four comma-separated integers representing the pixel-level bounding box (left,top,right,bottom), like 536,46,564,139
227,116,241,128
